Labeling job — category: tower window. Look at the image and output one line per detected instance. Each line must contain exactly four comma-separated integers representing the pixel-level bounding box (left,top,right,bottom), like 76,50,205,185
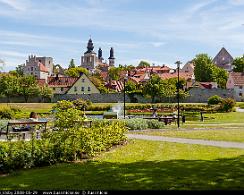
31,67,33,71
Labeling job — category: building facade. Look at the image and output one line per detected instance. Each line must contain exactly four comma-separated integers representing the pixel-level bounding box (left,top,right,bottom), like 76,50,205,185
23,55,54,81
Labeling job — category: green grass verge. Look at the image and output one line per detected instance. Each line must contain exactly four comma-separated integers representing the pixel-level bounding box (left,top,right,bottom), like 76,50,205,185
1,140,244,190
129,128,244,142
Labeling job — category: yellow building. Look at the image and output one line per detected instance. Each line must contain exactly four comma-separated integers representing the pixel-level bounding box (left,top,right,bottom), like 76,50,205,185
66,73,100,94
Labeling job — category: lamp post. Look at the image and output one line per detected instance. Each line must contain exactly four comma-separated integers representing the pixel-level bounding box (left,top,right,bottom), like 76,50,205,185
123,72,128,119
175,60,182,128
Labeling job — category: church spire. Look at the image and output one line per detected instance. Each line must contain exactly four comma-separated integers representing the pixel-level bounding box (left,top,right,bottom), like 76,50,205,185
108,47,115,59
86,38,94,53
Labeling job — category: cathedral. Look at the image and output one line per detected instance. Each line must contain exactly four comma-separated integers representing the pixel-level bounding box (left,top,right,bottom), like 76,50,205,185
80,38,115,71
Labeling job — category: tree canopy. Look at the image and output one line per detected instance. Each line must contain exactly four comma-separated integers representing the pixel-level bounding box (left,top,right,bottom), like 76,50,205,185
68,59,76,69
137,61,151,68
65,67,89,77
233,55,244,72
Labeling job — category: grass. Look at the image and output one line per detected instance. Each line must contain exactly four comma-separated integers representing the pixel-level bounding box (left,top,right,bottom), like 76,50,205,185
0,103,55,113
129,128,244,142
1,140,244,190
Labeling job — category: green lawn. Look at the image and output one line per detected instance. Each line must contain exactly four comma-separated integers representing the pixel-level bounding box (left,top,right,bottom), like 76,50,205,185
1,140,244,190
0,103,55,113
129,128,244,142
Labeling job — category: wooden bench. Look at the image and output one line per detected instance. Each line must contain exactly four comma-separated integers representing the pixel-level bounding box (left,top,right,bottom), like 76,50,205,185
0,119,48,140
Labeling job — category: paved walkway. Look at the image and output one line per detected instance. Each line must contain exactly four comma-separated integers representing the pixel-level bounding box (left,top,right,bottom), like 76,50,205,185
126,134,244,149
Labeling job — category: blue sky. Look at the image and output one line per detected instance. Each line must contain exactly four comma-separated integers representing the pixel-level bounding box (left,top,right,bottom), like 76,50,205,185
0,0,244,71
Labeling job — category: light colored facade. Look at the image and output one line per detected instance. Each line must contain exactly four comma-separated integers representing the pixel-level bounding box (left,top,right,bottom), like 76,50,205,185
23,55,54,81
181,61,194,75
66,73,100,94
226,72,244,101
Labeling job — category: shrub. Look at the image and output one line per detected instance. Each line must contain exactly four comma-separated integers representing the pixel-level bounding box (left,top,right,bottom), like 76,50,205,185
0,107,15,119
208,95,223,105
147,119,164,129
123,118,148,130
218,98,236,112
0,121,128,173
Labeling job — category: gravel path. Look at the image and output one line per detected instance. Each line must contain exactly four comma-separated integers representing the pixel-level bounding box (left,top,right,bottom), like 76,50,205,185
127,134,244,149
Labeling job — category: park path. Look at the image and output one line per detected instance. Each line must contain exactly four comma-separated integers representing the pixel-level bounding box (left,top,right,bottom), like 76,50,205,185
126,133,244,149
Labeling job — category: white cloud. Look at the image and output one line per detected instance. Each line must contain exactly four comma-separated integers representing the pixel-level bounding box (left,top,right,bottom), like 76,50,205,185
0,0,30,11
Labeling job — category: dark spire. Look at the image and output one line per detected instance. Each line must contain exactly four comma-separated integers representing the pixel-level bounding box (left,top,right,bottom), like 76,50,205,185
108,47,115,59
98,47,103,59
86,38,94,53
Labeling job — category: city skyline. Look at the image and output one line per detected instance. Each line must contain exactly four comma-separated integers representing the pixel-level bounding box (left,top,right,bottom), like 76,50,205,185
0,0,244,71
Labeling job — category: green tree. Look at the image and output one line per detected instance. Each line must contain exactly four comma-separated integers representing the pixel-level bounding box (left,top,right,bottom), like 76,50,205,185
0,74,19,102
65,67,89,77
158,79,176,102
108,67,121,80
39,85,53,102
143,75,161,103
233,55,244,72
124,80,137,93
216,68,228,89
69,59,76,69
193,54,217,82
16,64,24,76
18,75,40,103
137,61,150,68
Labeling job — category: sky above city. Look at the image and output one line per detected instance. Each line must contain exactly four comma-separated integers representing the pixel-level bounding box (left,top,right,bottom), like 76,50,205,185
0,0,244,71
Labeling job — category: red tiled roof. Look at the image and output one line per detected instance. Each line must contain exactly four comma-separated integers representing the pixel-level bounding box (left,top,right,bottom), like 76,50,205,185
158,72,192,80
39,62,49,73
106,80,124,92
47,76,78,87
230,72,244,85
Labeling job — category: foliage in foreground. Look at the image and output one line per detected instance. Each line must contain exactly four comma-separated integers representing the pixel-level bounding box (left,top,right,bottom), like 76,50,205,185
0,121,127,173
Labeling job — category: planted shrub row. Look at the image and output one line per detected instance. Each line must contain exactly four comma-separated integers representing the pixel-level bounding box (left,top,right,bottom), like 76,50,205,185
0,121,127,173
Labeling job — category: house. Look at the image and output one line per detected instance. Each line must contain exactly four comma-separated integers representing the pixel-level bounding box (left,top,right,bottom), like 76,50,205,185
212,47,234,72
226,72,244,101
66,73,100,95
105,80,124,92
181,61,194,75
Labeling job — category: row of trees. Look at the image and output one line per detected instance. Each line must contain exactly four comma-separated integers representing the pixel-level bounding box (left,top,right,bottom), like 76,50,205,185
125,75,189,103
0,74,52,102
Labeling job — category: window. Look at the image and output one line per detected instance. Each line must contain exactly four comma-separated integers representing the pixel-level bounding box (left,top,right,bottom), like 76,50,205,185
61,87,64,92
39,60,41,63
49,61,51,64
240,86,243,89
239,93,243,97
31,67,33,71
53,88,55,90
88,87,91,91
74,86,77,92
81,87,84,91
82,78,85,82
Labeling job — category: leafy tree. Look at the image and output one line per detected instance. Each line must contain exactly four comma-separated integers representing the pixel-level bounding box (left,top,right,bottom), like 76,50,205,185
69,59,76,69
65,67,89,77
16,64,24,76
233,55,244,72
124,80,137,93
216,68,228,89
108,67,121,80
39,85,53,102
208,95,223,105
0,74,19,102
18,75,40,103
193,54,217,82
137,60,150,68
158,79,176,102
143,75,161,103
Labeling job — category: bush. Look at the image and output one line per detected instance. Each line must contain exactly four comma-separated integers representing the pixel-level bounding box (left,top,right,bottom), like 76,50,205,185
218,98,236,112
147,119,164,129
122,118,164,130
0,121,128,173
208,95,223,105
0,107,15,119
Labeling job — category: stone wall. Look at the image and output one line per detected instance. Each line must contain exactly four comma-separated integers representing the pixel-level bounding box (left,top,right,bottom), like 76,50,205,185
0,88,237,103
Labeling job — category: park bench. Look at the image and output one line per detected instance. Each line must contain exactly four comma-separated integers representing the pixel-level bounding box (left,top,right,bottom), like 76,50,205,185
0,118,48,140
